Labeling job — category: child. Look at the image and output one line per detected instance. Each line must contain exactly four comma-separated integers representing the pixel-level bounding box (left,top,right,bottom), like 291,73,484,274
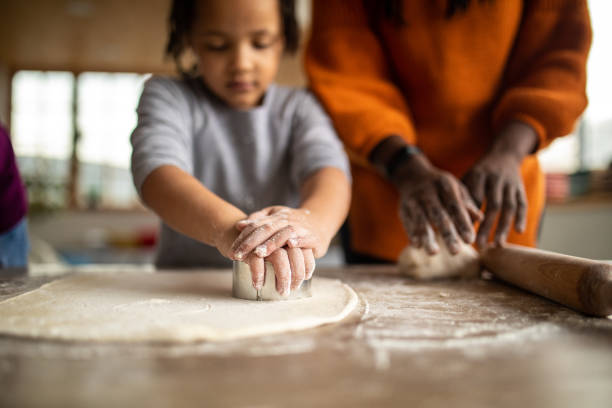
130,0,351,295
0,124,29,270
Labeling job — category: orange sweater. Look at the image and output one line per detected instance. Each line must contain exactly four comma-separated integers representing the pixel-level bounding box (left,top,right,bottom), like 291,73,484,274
305,0,591,261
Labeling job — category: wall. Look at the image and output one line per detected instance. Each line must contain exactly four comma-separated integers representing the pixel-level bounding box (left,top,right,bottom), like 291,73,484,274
0,0,175,74
539,201,612,260
0,63,9,126
0,0,312,84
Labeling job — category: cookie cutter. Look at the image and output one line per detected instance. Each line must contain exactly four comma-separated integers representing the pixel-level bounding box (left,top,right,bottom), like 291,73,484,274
232,260,312,301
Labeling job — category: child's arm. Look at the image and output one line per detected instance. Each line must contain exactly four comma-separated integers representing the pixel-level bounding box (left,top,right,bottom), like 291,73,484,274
230,166,351,266
141,164,272,290
142,165,243,255
297,167,352,255
230,90,352,289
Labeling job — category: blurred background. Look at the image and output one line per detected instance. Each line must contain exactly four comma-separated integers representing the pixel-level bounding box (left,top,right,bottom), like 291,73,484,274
0,0,610,266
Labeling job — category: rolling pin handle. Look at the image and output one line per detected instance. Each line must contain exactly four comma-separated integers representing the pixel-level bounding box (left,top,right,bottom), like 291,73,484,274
579,264,612,316
481,244,612,317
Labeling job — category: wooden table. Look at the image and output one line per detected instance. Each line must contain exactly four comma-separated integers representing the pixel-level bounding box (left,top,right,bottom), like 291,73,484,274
1,265,611,408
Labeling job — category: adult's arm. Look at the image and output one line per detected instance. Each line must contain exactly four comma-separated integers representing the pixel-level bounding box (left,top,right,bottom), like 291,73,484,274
305,0,417,161
305,1,481,254
491,0,591,148
465,0,592,247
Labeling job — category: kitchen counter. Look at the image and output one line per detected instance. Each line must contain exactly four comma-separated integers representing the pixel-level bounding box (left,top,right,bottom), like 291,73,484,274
1,265,611,408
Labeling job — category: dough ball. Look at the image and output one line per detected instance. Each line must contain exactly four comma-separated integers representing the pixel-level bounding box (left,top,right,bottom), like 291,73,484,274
398,235,481,280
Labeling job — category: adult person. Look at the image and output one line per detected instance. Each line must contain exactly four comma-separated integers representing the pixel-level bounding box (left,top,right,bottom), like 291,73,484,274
305,0,591,262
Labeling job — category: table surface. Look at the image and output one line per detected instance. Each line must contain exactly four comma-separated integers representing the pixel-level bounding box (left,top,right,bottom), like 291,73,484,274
1,265,611,408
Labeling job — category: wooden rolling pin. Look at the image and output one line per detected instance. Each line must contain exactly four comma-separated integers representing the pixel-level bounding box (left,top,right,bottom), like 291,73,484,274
480,244,612,317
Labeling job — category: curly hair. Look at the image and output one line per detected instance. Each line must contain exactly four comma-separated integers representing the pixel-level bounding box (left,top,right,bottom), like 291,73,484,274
165,0,299,75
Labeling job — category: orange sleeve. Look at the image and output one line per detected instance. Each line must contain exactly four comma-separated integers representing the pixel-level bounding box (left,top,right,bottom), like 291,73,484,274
305,0,416,164
492,0,592,150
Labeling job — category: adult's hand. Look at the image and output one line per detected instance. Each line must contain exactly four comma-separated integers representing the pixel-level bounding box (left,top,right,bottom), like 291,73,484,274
394,154,482,255
463,152,527,248
462,120,538,248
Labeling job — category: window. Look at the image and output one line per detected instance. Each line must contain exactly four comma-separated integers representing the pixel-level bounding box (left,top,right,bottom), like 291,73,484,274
539,0,612,174
11,71,74,160
12,71,74,209
11,70,148,210
77,72,148,208
582,0,612,170
77,73,145,167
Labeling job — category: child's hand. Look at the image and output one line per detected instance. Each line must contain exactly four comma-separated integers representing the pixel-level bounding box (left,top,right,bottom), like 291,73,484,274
225,240,314,296
228,206,327,294
230,206,330,260
215,225,268,292
263,247,315,296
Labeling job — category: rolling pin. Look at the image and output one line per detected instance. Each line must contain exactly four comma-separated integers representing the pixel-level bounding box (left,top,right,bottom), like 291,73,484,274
480,244,612,317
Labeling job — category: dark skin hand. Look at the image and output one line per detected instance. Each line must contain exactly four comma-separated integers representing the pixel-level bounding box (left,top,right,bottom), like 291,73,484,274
463,120,538,248
372,136,483,255
372,120,537,254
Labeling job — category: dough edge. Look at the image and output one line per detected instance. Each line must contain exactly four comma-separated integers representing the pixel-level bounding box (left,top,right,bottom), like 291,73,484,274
0,272,359,343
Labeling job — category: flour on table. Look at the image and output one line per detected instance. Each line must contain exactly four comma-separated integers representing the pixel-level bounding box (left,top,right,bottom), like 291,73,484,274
0,271,358,342
398,235,481,280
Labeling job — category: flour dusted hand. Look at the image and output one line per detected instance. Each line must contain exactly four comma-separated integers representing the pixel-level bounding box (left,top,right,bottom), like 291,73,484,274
232,206,328,258
463,152,527,248
230,206,322,294
396,154,482,255
463,121,538,249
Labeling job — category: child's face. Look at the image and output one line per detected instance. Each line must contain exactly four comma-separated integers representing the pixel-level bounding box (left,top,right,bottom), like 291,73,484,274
189,0,284,110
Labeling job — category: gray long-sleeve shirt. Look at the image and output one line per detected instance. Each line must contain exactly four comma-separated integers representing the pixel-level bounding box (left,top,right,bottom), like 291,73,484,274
131,76,350,268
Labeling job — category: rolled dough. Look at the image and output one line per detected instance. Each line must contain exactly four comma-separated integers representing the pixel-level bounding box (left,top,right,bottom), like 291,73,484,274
0,271,358,342
398,235,481,280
